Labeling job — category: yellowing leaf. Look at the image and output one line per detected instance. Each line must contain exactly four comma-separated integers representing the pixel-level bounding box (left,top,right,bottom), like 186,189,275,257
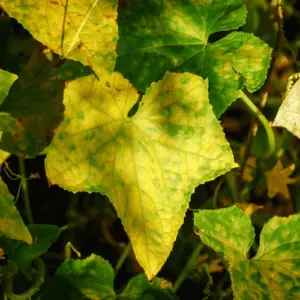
0,69,17,105
0,178,32,244
236,203,263,216
267,160,298,199
0,0,119,75
0,150,10,165
45,72,237,279
0,142,30,243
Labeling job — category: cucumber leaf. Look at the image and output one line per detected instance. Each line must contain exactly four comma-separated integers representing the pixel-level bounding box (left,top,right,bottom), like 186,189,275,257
0,0,119,75
45,71,236,279
194,206,300,299
116,0,272,116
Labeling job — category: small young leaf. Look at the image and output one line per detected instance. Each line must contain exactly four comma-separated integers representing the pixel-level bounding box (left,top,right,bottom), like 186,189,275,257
0,224,61,278
273,79,300,139
116,0,272,116
0,0,119,75
0,69,17,105
194,206,300,299
0,178,32,244
45,71,237,279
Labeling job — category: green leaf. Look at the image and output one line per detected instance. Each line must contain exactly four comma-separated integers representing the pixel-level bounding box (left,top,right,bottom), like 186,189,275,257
0,224,61,278
194,206,300,299
0,49,65,156
0,0,119,75
40,255,178,300
273,79,300,139
0,69,17,105
121,274,179,299
116,0,272,116
0,178,32,244
45,71,237,279
41,254,115,300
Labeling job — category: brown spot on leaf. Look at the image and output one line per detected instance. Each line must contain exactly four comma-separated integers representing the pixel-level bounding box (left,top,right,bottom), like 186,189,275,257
50,0,59,4
105,81,111,88
77,42,83,49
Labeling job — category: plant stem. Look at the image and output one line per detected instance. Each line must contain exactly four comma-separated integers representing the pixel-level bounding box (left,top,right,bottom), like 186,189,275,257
115,242,132,276
18,157,33,224
173,242,204,292
3,259,45,300
239,0,283,179
239,91,276,158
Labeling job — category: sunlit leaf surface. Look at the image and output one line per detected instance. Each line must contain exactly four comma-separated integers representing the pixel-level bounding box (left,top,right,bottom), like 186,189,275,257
273,79,300,139
0,0,119,75
0,69,17,105
45,71,236,278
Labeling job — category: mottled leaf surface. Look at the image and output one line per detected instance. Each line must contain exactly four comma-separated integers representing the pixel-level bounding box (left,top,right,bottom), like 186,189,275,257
0,178,32,244
0,49,66,156
45,71,236,279
194,206,300,299
0,0,119,75
0,224,61,278
116,0,272,116
40,255,178,300
273,79,300,139
0,69,17,105
194,206,255,261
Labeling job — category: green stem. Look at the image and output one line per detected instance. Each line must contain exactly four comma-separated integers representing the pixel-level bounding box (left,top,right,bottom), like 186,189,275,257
3,259,45,300
215,273,229,298
115,242,132,276
239,91,276,157
173,243,204,292
18,158,33,224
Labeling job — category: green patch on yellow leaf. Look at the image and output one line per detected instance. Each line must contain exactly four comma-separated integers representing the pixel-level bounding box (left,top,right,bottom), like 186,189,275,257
45,71,236,279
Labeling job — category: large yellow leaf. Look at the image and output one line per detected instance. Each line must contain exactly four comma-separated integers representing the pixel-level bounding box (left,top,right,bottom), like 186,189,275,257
0,0,119,75
45,72,237,279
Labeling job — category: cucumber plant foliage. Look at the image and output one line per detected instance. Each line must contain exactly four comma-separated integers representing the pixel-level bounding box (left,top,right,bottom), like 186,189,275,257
0,0,299,299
